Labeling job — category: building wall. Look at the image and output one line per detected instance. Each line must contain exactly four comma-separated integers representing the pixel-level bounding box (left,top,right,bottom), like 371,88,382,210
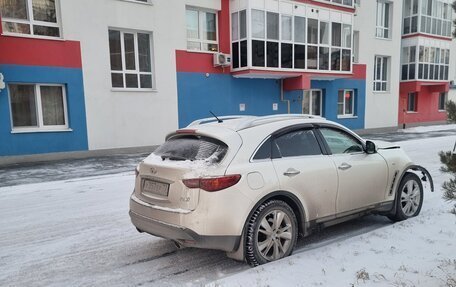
177,72,285,127
0,31,88,156
311,78,366,130
398,82,448,124
354,0,403,129
60,0,183,149
176,0,367,130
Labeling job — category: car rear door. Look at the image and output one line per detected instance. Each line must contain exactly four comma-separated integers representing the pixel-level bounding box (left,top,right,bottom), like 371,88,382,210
270,127,338,221
317,127,389,215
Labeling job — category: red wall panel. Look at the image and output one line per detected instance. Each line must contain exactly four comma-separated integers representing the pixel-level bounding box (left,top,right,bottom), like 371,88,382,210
0,35,82,68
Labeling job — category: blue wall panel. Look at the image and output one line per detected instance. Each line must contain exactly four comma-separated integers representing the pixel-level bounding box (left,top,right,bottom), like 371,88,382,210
177,72,366,130
312,79,366,130
177,72,287,127
0,64,88,156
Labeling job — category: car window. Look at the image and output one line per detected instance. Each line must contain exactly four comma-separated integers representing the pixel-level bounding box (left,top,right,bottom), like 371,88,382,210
253,138,272,160
319,128,363,154
273,129,321,158
154,135,227,162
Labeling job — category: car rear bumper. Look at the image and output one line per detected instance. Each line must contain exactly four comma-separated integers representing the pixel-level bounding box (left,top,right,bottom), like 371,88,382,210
129,199,240,252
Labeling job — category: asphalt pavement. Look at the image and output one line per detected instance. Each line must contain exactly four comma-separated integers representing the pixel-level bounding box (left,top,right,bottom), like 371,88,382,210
0,126,455,188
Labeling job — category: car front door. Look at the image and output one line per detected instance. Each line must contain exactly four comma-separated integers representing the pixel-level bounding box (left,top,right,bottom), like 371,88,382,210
318,127,389,216
271,127,338,222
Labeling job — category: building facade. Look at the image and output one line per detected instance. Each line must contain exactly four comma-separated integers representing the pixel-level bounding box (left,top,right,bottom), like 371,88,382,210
399,0,454,126
0,0,455,157
0,0,88,156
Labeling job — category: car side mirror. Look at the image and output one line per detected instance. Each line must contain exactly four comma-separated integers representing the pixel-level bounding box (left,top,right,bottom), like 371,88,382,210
365,140,377,154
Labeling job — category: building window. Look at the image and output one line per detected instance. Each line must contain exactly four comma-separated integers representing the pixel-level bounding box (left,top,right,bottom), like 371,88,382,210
403,0,418,35
407,92,417,112
232,10,247,68
401,46,416,81
0,0,61,38
417,46,449,81
186,7,218,52
8,84,68,131
239,8,352,72
303,90,322,116
108,29,154,89
376,1,391,38
438,92,447,111
420,0,453,37
337,89,355,116
374,56,389,91
324,0,354,7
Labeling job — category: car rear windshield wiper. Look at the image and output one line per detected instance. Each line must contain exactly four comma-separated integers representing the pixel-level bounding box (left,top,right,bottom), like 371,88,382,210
160,154,188,161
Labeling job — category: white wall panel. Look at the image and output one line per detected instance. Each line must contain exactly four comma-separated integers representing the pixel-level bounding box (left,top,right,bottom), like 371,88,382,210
265,0,279,11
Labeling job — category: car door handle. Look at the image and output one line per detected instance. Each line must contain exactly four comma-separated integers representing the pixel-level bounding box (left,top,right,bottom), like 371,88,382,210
338,163,352,170
284,168,300,177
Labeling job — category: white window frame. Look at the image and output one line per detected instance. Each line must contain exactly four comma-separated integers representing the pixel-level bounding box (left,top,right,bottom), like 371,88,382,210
8,83,69,133
234,7,353,74
438,92,447,111
374,55,389,92
186,7,219,53
109,28,155,91
407,92,418,112
417,45,450,81
419,0,453,37
401,45,417,81
375,1,391,39
302,89,323,116
337,89,355,117
314,0,354,8
118,0,152,4
0,0,62,39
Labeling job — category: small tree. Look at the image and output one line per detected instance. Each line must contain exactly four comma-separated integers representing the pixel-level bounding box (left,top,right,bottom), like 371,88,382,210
448,100,456,123
439,99,456,213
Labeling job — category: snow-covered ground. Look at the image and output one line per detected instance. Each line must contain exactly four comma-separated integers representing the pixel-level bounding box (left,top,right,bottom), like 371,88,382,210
0,135,455,286
400,124,456,134
213,135,456,287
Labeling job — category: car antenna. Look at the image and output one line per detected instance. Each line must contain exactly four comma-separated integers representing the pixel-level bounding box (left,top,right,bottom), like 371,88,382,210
210,111,223,123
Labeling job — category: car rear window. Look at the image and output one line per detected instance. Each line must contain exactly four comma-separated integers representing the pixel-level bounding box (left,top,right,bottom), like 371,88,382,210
154,135,228,163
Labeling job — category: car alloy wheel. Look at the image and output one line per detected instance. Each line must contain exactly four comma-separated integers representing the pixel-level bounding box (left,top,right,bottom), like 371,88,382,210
245,200,298,266
388,173,423,222
400,179,421,217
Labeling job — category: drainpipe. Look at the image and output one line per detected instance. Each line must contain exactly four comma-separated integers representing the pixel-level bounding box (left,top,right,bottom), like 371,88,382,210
280,79,290,114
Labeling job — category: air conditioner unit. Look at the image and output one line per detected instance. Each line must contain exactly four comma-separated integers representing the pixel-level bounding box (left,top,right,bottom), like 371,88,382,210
213,53,231,67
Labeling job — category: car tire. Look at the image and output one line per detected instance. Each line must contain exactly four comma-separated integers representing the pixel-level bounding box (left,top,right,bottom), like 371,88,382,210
245,200,298,267
388,173,423,222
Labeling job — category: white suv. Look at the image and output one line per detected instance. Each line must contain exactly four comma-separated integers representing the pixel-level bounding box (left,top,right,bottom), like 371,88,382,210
129,114,433,266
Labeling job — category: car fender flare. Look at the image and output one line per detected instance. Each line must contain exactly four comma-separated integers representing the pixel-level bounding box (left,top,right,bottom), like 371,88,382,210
399,164,434,192
388,164,433,215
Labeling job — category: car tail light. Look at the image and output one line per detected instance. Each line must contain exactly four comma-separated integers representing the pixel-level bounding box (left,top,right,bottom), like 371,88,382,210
183,175,241,192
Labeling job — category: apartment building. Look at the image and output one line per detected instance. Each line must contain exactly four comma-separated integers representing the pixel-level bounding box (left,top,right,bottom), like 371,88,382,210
0,0,455,157
399,0,454,126
354,0,403,129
